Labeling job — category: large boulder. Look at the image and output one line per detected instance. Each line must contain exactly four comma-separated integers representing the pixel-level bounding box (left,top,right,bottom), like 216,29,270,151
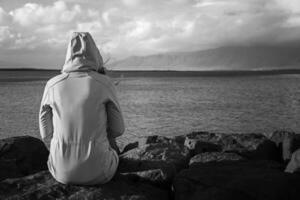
270,130,300,162
0,136,49,181
119,135,191,187
0,171,169,200
173,160,300,200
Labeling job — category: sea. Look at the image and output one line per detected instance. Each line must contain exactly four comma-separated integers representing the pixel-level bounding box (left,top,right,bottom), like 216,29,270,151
1,70,300,141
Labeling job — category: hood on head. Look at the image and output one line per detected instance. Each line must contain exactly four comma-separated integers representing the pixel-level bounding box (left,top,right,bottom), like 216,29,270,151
62,32,103,73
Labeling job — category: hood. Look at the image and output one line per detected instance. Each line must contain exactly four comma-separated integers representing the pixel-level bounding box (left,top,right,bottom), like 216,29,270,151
62,32,103,73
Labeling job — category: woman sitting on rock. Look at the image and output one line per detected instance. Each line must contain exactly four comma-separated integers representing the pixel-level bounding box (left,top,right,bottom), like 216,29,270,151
39,32,125,185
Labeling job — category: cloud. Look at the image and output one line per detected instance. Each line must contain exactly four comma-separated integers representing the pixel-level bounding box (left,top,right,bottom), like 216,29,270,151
10,1,82,26
121,0,140,7
0,0,300,68
0,26,12,42
0,1,104,50
0,7,11,25
274,0,300,13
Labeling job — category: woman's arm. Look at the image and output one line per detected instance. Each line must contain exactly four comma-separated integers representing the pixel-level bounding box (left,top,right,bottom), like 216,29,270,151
39,85,53,150
106,100,125,138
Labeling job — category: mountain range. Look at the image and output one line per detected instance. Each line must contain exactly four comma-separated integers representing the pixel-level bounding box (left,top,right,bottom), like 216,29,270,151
108,46,300,71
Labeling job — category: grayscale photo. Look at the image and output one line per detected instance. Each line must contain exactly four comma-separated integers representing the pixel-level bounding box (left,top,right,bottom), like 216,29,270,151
0,0,300,199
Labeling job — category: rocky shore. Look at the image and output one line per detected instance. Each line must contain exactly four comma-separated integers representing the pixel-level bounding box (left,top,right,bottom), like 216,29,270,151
1,130,300,200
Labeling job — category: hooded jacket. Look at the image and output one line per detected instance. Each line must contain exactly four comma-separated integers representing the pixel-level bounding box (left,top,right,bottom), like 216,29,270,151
39,32,125,185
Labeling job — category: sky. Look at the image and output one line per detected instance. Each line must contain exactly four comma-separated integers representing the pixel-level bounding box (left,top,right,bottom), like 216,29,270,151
0,0,300,69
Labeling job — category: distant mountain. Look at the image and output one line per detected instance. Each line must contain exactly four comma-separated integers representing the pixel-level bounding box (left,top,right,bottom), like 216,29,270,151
0,60,29,68
108,46,300,70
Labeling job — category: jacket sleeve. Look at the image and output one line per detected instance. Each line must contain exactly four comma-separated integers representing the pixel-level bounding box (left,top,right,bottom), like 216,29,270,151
106,84,125,138
39,84,53,149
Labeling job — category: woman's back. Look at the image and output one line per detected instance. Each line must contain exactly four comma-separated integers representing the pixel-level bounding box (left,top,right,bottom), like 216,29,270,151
52,72,111,142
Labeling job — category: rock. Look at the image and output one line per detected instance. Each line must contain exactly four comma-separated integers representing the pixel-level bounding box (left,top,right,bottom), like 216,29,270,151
144,135,185,146
2,132,300,199
237,140,281,162
270,130,300,162
173,160,300,200
185,140,222,155
285,149,300,173
0,171,169,200
184,132,220,149
251,140,281,161
119,136,191,187
184,132,234,155
0,159,22,181
0,136,49,181
231,133,267,151
189,152,244,165
121,168,174,187
184,132,267,155
144,135,171,144
219,134,247,152
270,130,295,146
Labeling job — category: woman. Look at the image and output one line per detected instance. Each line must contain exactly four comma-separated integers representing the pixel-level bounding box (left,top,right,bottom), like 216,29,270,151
39,32,125,185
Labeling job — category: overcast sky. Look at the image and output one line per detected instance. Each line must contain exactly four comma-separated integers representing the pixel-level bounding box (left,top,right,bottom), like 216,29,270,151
0,0,300,68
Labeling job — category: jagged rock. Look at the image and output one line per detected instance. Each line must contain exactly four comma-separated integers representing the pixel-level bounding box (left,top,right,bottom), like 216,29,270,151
270,130,300,162
142,135,185,146
184,132,267,155
219,133,269,153
0,136,49,181
173,160,300,200
119,136,190,187
184,139,222,155
1,132,299,200
121,168,174,187
285,149,300,173
0,171,169,200
189,152,244,165
270,130,295,146
184,132,220,147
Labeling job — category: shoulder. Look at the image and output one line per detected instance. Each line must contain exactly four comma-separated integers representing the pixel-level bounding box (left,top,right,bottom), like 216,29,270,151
88,71,115,89
46,73,69,89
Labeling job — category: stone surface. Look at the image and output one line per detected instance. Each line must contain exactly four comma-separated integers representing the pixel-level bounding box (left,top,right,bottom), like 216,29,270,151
185,140,222,155
184,132,267,155
270,130,300,162
0,136,49,181
249,140,281,161
189,152,244,165
174,160,300,200
0,171,169,200
119,136,191,187
285,149,300,173
1,132,300,200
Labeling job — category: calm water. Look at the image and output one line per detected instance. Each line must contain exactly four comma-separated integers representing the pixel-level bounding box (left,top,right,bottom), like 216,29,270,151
1,75,300,140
